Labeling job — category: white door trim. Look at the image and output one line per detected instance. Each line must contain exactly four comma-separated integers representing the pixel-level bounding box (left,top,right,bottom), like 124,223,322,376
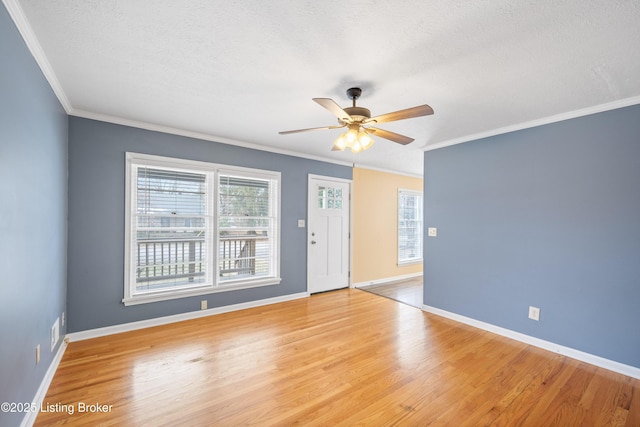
307,174,353,293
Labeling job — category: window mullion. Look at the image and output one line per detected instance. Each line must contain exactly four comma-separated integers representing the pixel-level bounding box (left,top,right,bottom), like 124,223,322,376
211,170,219,287
127,163,138,301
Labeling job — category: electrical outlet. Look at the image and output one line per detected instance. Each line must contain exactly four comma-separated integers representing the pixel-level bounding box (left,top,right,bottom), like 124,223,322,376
51,318,60,351
36,345,40,364
428,227,437,237
528,306,540,321
201,300,207,310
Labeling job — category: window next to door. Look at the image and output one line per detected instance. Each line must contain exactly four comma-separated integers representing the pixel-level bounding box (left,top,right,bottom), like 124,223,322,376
398,189,423,266
123,152,281,306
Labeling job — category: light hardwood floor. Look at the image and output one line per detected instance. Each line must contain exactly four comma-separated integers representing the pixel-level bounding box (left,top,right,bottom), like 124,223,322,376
359,277,423,308
36,289,639,426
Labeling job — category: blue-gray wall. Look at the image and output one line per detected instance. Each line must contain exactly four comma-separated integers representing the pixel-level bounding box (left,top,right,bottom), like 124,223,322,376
0,5,68,426
424,104,640,368
67,117,351,332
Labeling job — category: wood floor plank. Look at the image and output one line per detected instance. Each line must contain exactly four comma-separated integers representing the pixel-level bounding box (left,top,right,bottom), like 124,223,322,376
625,381,640,427
34,289,640,426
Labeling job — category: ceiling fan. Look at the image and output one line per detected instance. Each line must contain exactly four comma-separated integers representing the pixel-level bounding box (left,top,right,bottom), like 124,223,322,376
279,87,434,153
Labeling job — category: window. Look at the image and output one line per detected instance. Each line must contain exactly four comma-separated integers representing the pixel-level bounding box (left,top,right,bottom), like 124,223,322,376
133,165,211,293
218,172,277,284
317,185,343,210
124,153,280,305
398,189,423,265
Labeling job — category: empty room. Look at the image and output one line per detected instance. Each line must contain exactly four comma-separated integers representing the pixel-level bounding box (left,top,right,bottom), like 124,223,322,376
1,1,639,426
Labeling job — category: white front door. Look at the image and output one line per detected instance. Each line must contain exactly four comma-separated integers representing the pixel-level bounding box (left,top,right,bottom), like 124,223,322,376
307,175,351,294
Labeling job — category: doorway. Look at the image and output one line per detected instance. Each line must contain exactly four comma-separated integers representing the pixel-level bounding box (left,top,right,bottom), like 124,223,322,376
307,175,351,294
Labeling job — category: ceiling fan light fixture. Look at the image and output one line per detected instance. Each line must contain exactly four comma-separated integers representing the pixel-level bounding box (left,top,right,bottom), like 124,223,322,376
358,132,374,150
332,126,375,153
333,126,375,153
333,135,347,151
345,126,358,144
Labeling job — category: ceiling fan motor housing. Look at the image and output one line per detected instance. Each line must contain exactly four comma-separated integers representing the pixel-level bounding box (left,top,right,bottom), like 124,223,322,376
342,106,371,123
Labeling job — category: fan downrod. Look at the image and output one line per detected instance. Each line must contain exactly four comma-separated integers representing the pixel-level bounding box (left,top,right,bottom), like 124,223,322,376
343,87,370,120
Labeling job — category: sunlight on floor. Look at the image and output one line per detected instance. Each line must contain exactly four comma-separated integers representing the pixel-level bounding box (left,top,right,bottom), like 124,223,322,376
359,278,423,308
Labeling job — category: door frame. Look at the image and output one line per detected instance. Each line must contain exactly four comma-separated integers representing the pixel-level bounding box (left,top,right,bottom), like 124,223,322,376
307,174,353,293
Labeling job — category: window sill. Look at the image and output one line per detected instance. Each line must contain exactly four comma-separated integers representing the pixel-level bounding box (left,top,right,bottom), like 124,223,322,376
123,277,282,306
398,258,423,267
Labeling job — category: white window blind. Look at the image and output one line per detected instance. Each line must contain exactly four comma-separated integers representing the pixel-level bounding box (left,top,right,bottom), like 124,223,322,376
398,189,423,265
134,166,210,293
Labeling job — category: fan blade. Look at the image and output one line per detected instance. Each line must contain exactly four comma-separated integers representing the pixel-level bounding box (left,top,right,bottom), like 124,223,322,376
366,127,414,145
313,98,352,122
279,124,345,135
364,104,434,125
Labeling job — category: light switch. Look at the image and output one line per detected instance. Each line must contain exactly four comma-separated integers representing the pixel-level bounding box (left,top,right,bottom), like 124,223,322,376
298,220,305,228
428,227,437,237
528,306,540,321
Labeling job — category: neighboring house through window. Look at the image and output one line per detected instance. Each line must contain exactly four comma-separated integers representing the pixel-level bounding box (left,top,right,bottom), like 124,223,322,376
398,189,423,265
124,153,280,305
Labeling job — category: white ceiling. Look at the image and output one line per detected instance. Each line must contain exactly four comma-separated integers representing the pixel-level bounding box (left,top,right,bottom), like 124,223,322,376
8,0,640,176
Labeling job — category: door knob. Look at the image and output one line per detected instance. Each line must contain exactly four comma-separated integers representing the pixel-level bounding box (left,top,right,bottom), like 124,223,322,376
311,240,317,244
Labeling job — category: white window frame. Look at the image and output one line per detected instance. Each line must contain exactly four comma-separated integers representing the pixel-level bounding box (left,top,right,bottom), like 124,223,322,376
124,153,281,306
398,188,423,266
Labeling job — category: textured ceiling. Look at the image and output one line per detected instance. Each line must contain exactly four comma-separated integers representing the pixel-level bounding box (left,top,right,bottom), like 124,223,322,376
8,0,640,176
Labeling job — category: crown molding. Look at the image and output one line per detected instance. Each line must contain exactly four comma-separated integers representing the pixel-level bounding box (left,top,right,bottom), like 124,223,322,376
70,109,357,168
353,164,423,179
3,0,72,113
423,95,640,152
72,108,422,177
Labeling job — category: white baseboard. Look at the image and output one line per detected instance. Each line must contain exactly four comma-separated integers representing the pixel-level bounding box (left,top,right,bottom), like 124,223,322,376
20,340,68,427
422,304,640,380
353,272,423,289
66,292,309,342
